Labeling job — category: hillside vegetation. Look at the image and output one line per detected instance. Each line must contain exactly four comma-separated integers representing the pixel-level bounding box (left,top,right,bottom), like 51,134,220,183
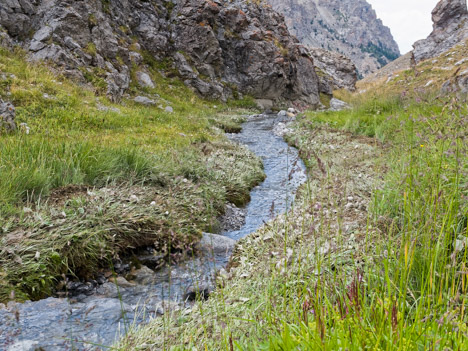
0,47,264,302
118,41,467,350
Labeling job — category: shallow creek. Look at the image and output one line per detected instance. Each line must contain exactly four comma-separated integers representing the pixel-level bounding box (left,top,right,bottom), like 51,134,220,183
0,114,307,351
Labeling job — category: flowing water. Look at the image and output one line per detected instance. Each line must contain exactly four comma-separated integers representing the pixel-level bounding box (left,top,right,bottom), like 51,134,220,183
0,114,307,351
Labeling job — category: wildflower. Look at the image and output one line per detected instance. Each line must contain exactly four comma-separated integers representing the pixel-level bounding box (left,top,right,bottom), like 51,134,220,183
420,144,425,147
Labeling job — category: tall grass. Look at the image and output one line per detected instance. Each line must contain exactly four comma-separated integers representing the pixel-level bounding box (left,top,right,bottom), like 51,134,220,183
0,137,154,214
253,96,468,349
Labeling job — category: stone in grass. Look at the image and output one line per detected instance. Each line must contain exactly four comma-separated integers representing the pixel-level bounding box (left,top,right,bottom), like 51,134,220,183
0,99,16,132
136,71,155,89
329,98,350,111
134,96,156,106
165,106,174,113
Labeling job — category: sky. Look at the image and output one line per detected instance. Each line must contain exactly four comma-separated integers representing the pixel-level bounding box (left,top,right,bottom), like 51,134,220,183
367,0,440,54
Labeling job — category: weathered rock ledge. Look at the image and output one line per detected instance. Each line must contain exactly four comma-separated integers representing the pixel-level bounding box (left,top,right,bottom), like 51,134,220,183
413,0,468,62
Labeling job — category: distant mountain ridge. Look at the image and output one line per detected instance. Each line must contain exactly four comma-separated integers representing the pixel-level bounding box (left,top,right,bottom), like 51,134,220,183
266,0,401,77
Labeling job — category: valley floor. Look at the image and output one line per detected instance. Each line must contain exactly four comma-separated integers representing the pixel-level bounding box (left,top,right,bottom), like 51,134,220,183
1,40,467,351
118,92,467,350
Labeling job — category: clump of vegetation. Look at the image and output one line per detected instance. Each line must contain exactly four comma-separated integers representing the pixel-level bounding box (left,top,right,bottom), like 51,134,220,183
0,47,263,302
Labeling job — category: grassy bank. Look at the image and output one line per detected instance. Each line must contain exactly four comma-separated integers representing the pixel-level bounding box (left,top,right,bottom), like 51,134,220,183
0,47,264,302
117,57,467,349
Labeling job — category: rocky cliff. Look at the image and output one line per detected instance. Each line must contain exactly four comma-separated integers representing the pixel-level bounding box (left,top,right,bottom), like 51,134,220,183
0,0,320,107
266,0,400,77
310,48,357,92
413,0,468,63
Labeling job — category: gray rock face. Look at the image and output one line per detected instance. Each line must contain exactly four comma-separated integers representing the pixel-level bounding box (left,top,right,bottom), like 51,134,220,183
266,0,400,77
0,26,13,49
0,100,16,132
310,48,357,92
0,0,321,107
413,0,468,63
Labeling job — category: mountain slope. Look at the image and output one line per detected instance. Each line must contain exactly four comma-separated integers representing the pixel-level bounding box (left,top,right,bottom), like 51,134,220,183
0,0,320,107
266,0,400,77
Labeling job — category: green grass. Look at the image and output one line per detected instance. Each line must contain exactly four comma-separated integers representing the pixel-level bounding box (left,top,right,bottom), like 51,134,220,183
0,47,264,302
257,94,468,350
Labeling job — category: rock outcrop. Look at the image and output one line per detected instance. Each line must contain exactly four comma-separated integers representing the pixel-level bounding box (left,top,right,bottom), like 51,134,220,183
0,0,320,107
413,0,468,63
266,0,400,77
0,100,16,132
442,68,468,94
310,48,357,92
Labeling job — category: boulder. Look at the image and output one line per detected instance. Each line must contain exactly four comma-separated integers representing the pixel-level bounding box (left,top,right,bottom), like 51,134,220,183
111,276,136,288
184,282,212,301
329,98,350,111
136,71,155,89
131,265,155,285
96,282,120,298
0,100,16,132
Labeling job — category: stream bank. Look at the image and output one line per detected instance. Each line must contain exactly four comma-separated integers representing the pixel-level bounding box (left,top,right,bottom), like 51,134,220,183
115,118,382,350
0,113,307,351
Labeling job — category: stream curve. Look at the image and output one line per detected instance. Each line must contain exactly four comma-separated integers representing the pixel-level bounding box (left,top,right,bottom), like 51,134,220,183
0,114,307,351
